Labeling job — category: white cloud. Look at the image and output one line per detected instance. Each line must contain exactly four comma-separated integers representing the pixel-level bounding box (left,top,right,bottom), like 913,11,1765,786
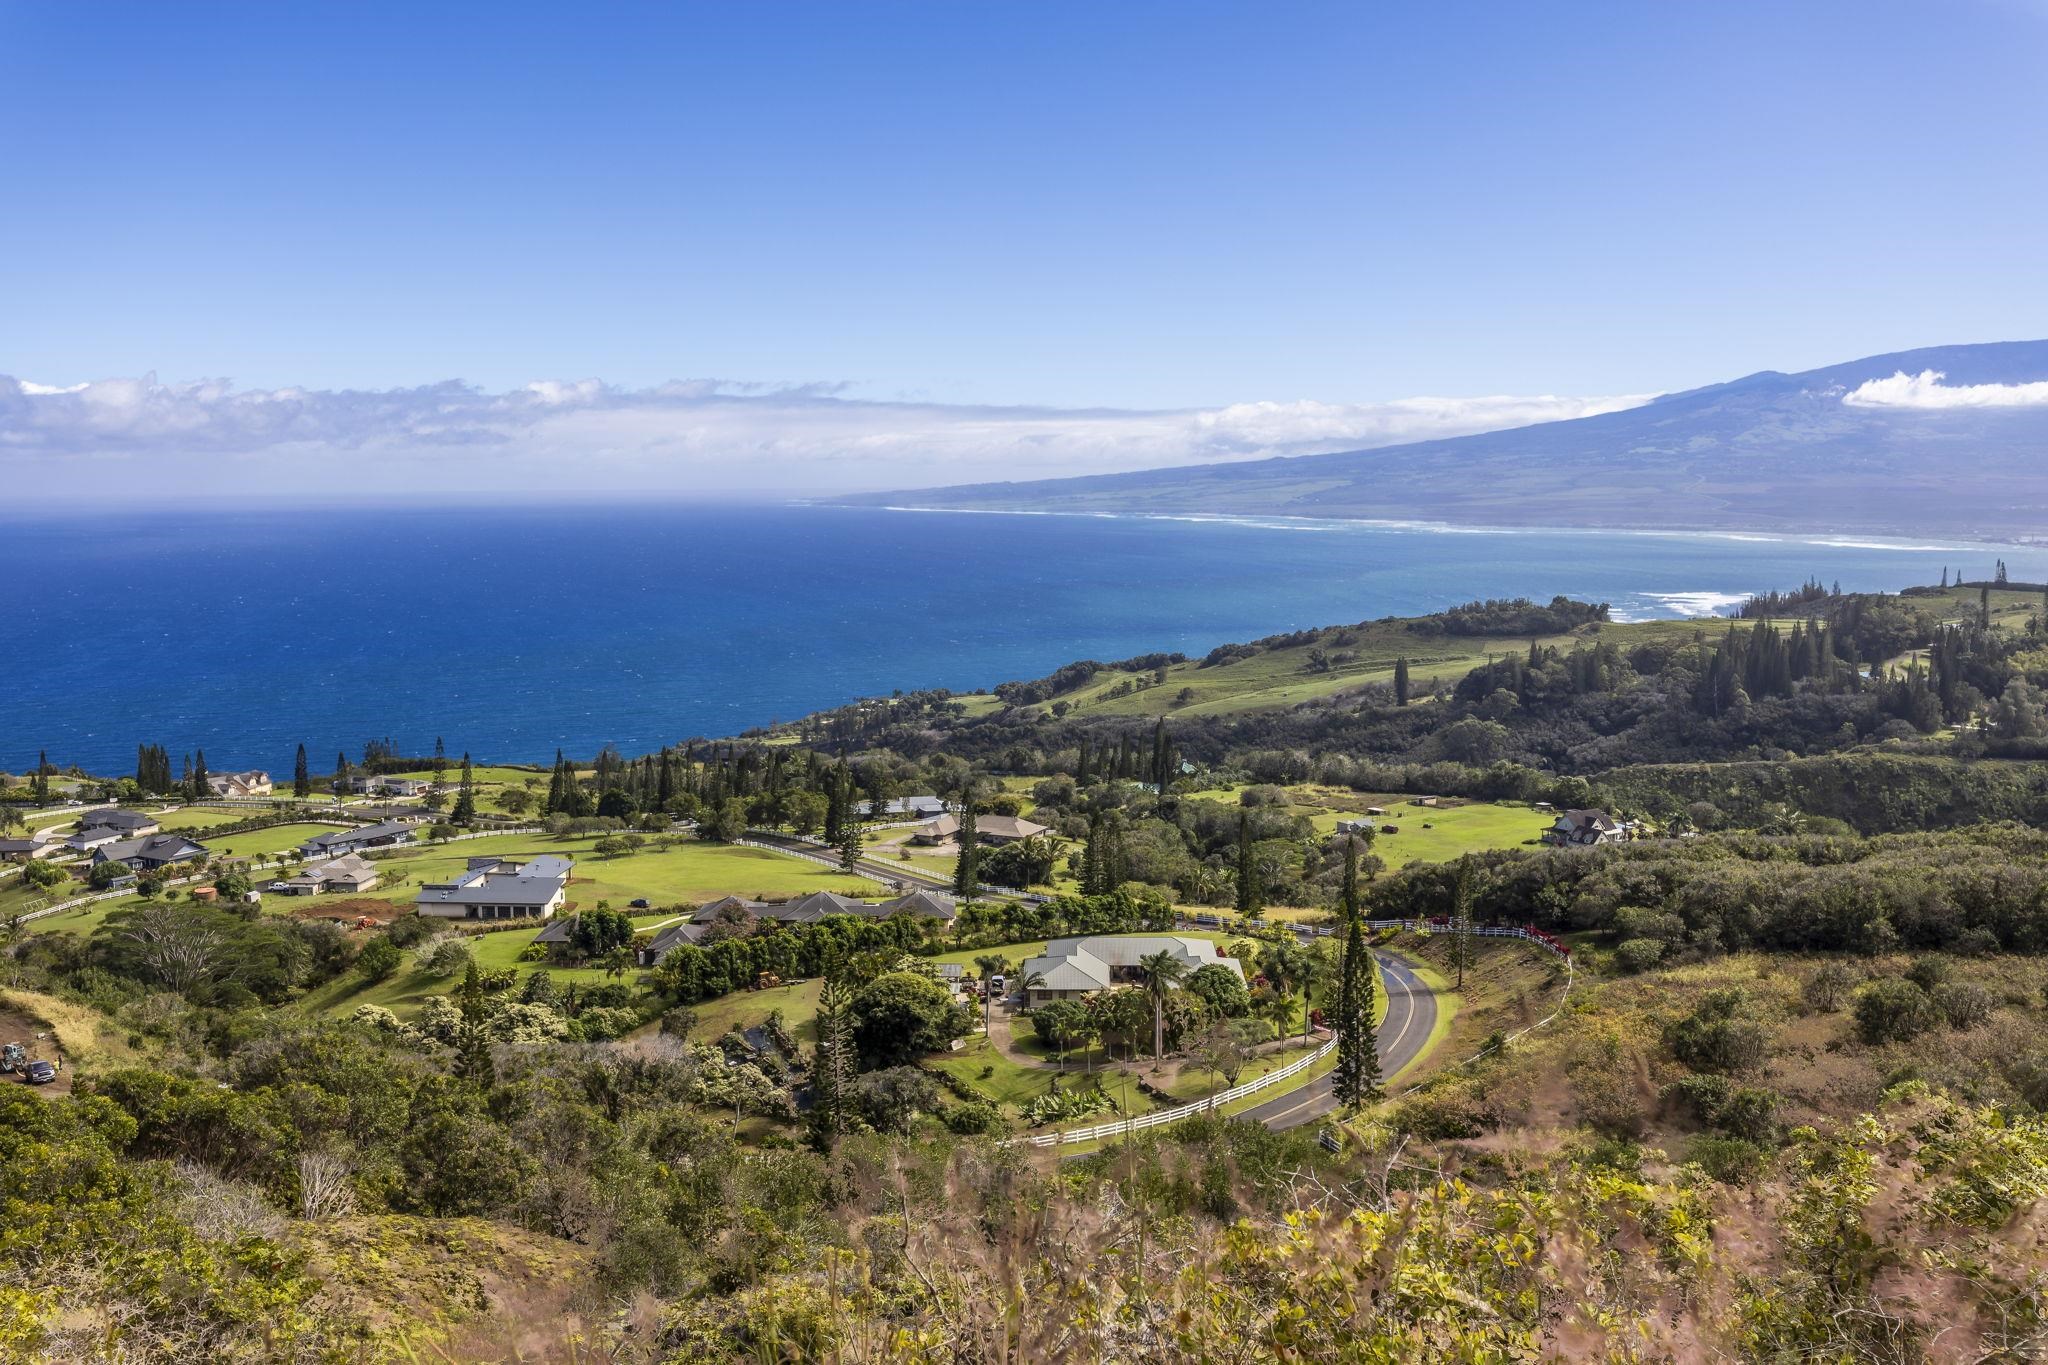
0,373,1650,499
1842,369,2048,409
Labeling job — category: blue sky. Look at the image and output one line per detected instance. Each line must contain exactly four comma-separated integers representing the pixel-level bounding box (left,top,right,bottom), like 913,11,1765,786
2,1,2045,496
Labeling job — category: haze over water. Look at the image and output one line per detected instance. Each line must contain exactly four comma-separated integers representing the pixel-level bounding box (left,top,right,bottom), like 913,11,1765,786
2,503,2023,776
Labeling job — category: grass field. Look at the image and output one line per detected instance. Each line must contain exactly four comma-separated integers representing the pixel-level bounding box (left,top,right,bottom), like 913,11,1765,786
190,822,347,859
1039,615,1728,721
1309,796,1548,867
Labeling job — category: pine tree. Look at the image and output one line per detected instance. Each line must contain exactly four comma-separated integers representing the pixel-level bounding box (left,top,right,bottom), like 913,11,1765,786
838,821,862,871
451,752,477,824
1235,809,1261,918
188,749,209,802
1394,656,1411,706
1331,840,1382,1109
32,750,50,806
808,972,859,1147
954,800,980,899
335,752,351,793
453,962,495,1085
431,737,447,794
1448,858,1477,991
293,744,310,798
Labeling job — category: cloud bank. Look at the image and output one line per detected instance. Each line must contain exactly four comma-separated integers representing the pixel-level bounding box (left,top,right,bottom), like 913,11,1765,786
0,373,1649,500
1843,369,2048,409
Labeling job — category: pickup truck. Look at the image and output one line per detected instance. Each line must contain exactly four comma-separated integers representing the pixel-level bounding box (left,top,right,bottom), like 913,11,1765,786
23,1059,56,1085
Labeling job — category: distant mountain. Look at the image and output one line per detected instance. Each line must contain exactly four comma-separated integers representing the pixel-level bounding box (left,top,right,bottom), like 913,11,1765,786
839,341,2048,538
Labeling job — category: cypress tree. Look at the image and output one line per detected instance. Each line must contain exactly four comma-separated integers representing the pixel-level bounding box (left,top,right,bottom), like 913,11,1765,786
1394,657,1411,706
808,971,858,1147
954,800,979,899
431,736,447,792
838,822,862,871
1331,840,1381,1109
1234,809,1260,917
451,752,477,824
188,749,209,802
293,743,310,798
335,752,351,792
32,750,50,806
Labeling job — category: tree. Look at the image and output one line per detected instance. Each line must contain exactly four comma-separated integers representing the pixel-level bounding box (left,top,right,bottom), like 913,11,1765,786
187,749,210,803
973,953,1011,1034
809,971,860,1146
335,752,352,794
86,858,130,889
1257,939,1313,1042
450,753,476,824
1186,961,1250,1018
452,961,495,1084
1447,858,1478,991
1394,656,1412,706
1138,948,1192,1060
431,736,448,795
567,906,635,959
850,970,959,1068
293,744,311,799
32,750,50,806
1234,810,1261,918
838,822,863,871
1026,999,1093,1066
1331,841,1383,1108
953,800,980,899
356,936,403,981
1198,1016,1257,1106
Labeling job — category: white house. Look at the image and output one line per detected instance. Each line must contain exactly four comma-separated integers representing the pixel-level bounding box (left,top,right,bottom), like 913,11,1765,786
1018,934,1244,1007
416,854,573,920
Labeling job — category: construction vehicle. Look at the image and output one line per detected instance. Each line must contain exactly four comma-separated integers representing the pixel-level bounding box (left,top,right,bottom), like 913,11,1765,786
0,1042,24,1075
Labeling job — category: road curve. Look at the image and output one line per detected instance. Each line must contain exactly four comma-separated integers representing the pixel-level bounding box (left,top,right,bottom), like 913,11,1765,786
1237,950,1437,1132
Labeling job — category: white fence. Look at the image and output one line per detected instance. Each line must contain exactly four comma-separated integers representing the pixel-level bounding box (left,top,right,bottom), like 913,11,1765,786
1018,1037,1337,1148
1361,919,1571,959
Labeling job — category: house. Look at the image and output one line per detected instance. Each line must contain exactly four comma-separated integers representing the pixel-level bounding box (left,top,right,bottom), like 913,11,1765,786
0,837,60,862
1543,808,1625,847
1018,934,1244,1007
299,819,420,858
883,795,948,819
909,812,1051,846
206,770,273,798
1335,818,1376,836
92,833,210,872
68,808,161,852
1364,806,1387,817
876,888,958,922
634,916,709,966
336,775,431,797
1411,796,1440,808
415,854,573,920
271,853,380,896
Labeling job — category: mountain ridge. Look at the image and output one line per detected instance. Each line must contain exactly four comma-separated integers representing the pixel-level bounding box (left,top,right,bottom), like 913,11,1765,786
837,340,2048,537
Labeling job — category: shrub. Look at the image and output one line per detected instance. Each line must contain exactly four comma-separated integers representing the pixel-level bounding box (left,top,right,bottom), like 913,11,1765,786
355,937,403,981
850,971,960,1069
1905,956,1953,993
943,1101,1005,1136
1613,938,1665,974
86,860,130,889
1853,977,1939,1045
659,1005,697,1038
1665,990,1767,1074
1688,1134,1769,1185
1802,961,1857,1013
1930,980,1995,1031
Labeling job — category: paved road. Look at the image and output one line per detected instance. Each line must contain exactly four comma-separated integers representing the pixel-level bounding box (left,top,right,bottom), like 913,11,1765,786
1237,950,1437,1132
742,831,960,894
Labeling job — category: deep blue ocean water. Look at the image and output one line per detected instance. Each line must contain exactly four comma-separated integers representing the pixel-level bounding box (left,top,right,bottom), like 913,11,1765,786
1,503,2031,775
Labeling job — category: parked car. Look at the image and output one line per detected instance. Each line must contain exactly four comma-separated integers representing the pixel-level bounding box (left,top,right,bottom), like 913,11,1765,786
23,1059,56,1084
629,898,649,909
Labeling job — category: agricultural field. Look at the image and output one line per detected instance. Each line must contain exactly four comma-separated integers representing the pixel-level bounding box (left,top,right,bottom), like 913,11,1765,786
1182,782,1548,868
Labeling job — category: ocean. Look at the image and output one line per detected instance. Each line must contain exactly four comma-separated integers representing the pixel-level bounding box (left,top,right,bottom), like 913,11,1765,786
0,502,2028,775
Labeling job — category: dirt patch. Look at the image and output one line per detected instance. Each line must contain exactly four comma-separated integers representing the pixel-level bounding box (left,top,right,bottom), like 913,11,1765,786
0,1004,75,1095
291,897,403,925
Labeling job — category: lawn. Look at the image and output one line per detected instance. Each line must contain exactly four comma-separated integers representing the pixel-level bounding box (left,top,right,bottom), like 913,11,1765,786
194,822,349,859
310,834,880,915
1309,796,1548,868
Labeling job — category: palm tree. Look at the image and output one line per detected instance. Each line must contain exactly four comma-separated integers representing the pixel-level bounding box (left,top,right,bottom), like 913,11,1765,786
1258,939,1313,1043
1138,948,1192,1063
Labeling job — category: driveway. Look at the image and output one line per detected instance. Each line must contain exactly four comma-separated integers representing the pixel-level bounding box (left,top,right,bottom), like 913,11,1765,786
1237,949,1437,1131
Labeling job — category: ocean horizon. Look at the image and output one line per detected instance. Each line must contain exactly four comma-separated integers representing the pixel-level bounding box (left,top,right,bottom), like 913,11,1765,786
2,501,2029,776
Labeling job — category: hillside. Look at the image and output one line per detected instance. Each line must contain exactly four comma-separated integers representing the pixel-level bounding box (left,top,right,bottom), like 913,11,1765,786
839,339,2048,537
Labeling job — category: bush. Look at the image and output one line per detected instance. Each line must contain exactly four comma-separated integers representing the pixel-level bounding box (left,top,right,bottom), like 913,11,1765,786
355,936,403,981
942,1101,1005,1136
659,1005,698,1038
1613,938,1665,974
86,860,130,889
1853,977,1939,1045
1930,980,1995,1030
1802,961,1857,1013
1905,956,1953,993
417,936,474,976
1665,990,1766,1074
1688,1134,1769,1185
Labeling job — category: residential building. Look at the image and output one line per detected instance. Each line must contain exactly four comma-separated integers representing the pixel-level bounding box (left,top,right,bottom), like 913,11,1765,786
299,819,420,858
0,838,60,862
271,853,380,896
336,775,431,797
206,770,273,798
68,808,161,853
882,794,948,819
1335,818,1376,836
1543,808,1626,847
634,916,708,966
1018,934,1244,1006
416,854,572,920
909,812,1051,846
92,833,210,872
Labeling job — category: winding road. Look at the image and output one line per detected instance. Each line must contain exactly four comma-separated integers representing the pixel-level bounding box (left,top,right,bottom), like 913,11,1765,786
1238,950,1437,1132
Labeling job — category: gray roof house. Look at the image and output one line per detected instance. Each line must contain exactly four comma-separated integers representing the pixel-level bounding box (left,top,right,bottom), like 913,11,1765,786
300,820,420,858
1542,809,1624,847
635,916,710,966
273,853,380,896
883,795,948,819
92,833,210,871
69,809,161,851
1019,935,1243,1006
416,854,572,920
876,889,958,921
0,837,60,861
909,812,1051,846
